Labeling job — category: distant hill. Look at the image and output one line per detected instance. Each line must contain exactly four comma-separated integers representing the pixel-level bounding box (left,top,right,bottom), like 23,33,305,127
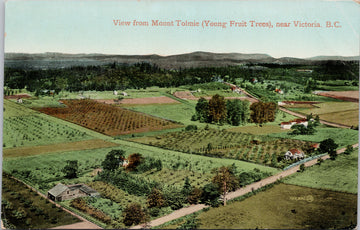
307,55,360,61
4,52,359,69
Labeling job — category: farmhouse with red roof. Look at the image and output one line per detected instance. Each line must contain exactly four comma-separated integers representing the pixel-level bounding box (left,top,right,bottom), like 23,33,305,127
284,149,305,160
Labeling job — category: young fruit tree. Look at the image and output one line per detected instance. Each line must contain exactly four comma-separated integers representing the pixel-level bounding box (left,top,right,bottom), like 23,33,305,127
211,166,239,206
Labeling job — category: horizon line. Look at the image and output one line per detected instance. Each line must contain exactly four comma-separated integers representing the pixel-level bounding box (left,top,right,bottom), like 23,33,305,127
4,51,360,60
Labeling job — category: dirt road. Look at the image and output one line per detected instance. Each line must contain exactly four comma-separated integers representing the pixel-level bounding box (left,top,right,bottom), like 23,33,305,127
131,143,358,229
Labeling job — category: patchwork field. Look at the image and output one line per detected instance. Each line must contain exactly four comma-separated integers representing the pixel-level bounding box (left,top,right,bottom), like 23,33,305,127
195,183,357,229
1,173,80,229
132,129,313,168
36,99,182,136
284,148,358,193
3,139,118,158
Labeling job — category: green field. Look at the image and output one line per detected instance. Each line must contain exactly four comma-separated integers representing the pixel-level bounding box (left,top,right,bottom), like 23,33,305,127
3,141,279,192
227,110,297,135
1,173,80,229
132,128,313,168
3,100,94,149
4,100,37,118
196,183,357,229
123,102,196,126
192,90,246,98
227,124,288,135
284,148,358,193
268,127,358,148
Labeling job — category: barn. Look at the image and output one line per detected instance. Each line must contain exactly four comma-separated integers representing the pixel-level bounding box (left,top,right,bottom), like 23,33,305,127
47,183,99,202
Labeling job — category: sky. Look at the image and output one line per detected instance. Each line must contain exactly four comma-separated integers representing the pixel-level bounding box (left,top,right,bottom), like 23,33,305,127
4,0,360,58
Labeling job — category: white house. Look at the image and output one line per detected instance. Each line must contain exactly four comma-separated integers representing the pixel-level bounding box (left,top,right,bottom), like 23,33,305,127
284,149,305,160
281,118,308,129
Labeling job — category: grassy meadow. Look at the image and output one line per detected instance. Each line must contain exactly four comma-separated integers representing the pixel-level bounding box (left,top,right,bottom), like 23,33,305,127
268,126,358,148
195,183,357,229
284,148,358,193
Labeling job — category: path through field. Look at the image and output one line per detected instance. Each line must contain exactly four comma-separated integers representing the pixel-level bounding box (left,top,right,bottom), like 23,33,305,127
131,143,358,229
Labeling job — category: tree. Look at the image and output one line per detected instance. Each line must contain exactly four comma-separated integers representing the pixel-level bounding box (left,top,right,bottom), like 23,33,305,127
194,97,209,122
290,122,316,135
299,164,305,172
123,203,148,226
101,149,125,171
344,145,354,155
126,153,143,171
200,183,220,207
147,188,165,208
226,100,242,126
187,187,203,204
208,94,227,124
314,114,320,126
164,189,186,210
211,166,239,206
250,101,277,126
62,160,78,178
319,138,339,160
226,100,250,126
181,177,192,196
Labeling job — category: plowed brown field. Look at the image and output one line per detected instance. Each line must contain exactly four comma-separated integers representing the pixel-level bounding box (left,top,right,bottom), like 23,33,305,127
316,91,359,102
36,99,182,136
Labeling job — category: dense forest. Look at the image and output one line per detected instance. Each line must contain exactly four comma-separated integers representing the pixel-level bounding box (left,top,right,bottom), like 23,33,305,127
4,60,359,93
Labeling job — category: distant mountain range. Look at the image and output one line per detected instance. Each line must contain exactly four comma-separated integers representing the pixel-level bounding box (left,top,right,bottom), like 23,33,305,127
5,51,359,69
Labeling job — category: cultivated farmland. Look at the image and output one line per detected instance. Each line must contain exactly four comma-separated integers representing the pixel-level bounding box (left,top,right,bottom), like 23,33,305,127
36,99,182,136
1,173,80,229
132,128,313,168
3,100,94,148
3,139,118,158
269,127,358,148
287,101,359,127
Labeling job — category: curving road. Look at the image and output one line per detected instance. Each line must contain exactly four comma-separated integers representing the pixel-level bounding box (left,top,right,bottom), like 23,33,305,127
131,143,358,229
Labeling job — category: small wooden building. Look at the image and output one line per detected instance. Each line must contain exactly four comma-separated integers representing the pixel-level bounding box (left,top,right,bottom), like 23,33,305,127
47,183,99,202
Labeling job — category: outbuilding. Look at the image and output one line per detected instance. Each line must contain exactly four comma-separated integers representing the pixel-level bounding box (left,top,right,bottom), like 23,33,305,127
47,183,99,202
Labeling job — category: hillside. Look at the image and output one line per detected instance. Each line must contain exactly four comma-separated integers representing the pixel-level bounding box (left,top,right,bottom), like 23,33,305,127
5,51,359,70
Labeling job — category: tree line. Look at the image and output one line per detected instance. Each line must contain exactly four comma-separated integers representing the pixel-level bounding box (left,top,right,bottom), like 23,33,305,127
192,94,277,126
5,61,357,93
